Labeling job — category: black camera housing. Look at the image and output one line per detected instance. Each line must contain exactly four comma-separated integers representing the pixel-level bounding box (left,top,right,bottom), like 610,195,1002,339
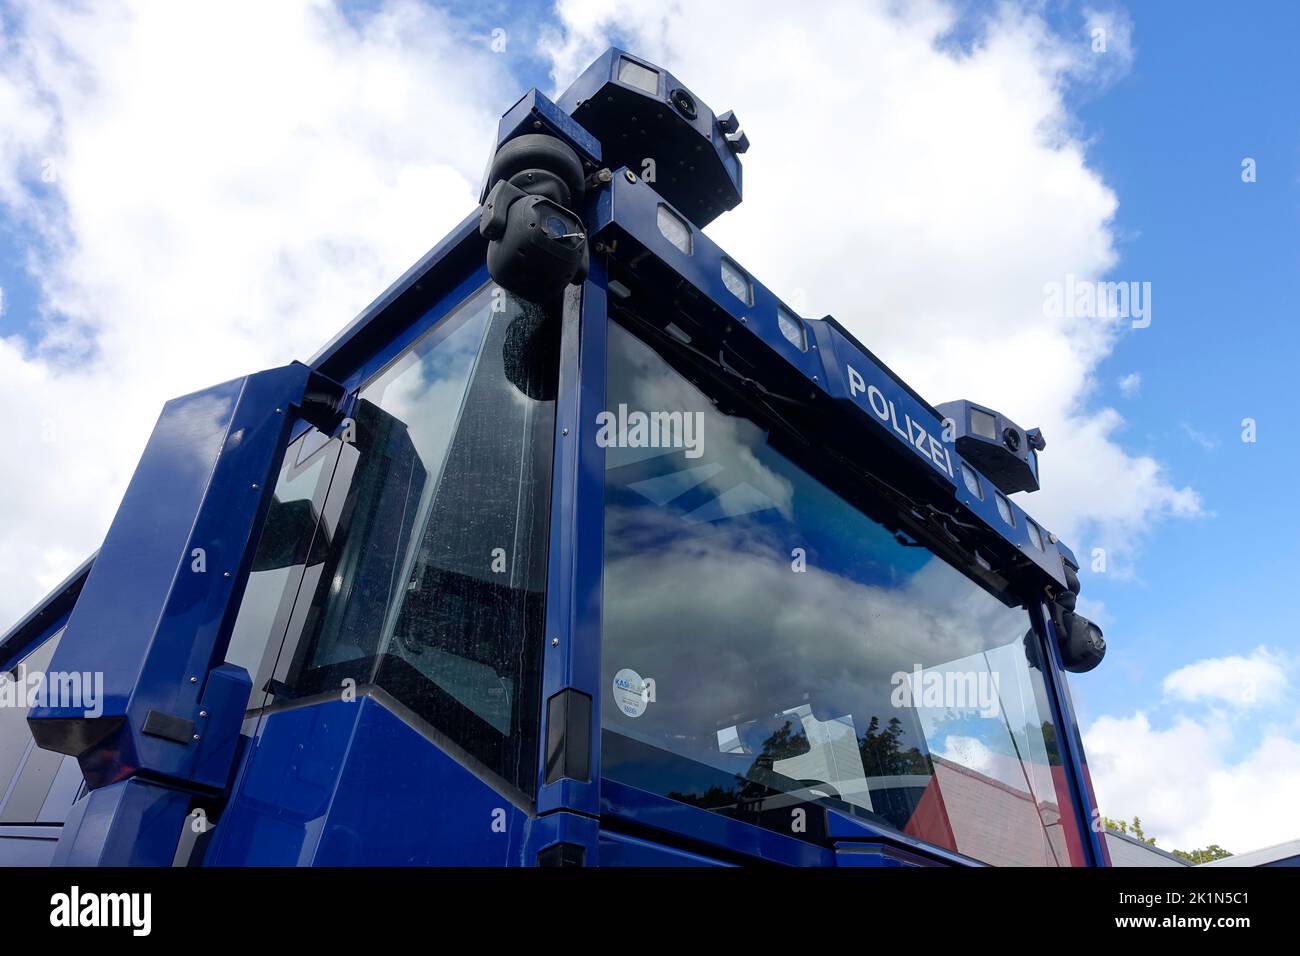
936,399,1043,494
479,134,589,303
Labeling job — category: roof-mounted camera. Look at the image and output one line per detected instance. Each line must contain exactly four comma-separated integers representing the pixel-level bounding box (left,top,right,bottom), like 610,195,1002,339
936,399,1044,495
557,49,747,228
478,132,589,302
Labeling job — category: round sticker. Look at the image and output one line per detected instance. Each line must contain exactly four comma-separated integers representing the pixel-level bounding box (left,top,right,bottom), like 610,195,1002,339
612,668,651,718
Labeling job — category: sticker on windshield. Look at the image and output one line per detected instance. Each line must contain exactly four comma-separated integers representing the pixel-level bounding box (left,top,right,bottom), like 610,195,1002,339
612,668,655,718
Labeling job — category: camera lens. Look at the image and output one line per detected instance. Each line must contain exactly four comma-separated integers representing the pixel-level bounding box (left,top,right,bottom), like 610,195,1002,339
670,88,697,119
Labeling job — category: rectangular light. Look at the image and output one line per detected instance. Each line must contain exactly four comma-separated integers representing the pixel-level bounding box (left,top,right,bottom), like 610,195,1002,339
777,304,807,351
721,258,753,306
617,56,660,95
995,493,1015,526
971,407,998,440
656,204,692,254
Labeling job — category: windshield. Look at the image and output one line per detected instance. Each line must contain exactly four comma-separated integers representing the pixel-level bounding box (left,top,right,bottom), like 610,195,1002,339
600,314,1087,866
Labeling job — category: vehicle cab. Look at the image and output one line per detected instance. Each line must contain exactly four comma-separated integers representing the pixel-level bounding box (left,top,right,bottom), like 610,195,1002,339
0,49,1109,867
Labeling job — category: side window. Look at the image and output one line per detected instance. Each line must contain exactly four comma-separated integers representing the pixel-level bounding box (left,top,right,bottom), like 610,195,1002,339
0,632,84,824
228,282,560,798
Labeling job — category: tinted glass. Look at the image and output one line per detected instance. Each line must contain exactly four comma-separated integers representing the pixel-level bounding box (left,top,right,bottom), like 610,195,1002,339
601,317,1086,866
226,429,343,714
228,282,559,796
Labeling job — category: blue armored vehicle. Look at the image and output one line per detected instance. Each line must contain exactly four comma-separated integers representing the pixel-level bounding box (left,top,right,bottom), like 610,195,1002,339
0,49,1109,867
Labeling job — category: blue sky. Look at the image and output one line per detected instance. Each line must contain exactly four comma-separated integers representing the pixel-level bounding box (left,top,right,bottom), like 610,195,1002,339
0,0,1296,851
1052,3,1300,746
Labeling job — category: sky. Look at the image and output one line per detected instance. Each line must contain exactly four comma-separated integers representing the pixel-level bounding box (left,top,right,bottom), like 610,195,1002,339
0,0,1296,856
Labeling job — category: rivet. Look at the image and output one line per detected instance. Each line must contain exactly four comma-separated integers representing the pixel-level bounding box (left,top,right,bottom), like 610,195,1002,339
624,170,637,183
192,734,201,741
199,711,208,718
562,427,569,436
190,676,198,684
251,483,259,490
551,638,559,647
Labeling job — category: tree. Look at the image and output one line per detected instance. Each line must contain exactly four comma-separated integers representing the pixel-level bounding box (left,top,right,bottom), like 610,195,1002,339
1171,844,1233,864
1104,815,1155,845
1105,814,1234,863
859,715,932,776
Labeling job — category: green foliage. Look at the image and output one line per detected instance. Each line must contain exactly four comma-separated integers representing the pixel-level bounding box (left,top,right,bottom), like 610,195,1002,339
1105,815,1155,845
1106,813,1234,863
860,715,932,776
1171,844,1233,864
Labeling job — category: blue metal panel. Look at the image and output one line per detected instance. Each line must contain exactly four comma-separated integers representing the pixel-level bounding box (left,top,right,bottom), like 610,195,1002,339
28,362,337,792
832,843,934,867
52,778,192,866
480,88,602,206
536,270,609,819
816,322,959,486
824,808,976,866
525,809,600,865
208,696,542,866
600,779,832,866
1035,599,1110,866
591,172,1077,591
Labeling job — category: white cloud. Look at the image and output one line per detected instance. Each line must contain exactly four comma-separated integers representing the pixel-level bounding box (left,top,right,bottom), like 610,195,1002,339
1086,707,1300,854
1080,5,1136,85
937,734,997,775
1086,645,1297,853
0,0,518,626
0,0,1199,631
1181,421,1222,451
540,0,1199,576
1118,371,1140,397
1163,646,1288,708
